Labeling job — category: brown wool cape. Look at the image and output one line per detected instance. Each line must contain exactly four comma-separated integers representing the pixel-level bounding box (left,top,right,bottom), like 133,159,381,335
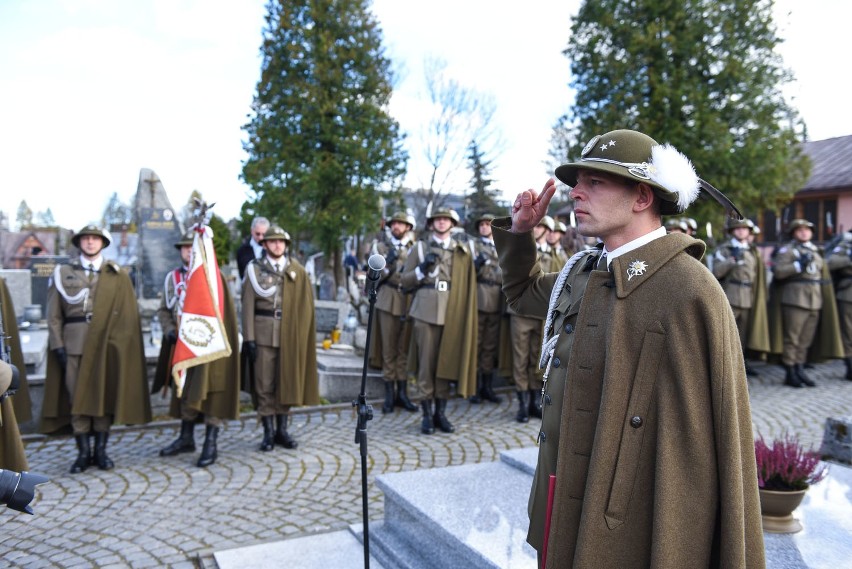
241,259,319,407
0,278,29,471
41,263,152,433
152,273,240,420
494,223,765,569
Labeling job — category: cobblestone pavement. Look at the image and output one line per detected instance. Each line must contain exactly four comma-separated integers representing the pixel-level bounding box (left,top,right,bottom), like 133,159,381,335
3,360,851,568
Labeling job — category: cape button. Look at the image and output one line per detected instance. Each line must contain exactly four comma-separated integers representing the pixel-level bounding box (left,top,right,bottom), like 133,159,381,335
552,357,561,368
630,416,643,428
564,322,574,334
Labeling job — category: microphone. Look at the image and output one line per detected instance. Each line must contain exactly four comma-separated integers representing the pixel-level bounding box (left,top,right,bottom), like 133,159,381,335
366,253,386,293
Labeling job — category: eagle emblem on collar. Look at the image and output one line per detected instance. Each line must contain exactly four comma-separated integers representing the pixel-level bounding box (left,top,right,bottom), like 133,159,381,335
626,260,648,281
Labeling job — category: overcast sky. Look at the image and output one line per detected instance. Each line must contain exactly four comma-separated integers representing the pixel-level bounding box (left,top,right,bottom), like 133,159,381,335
0,0,848,231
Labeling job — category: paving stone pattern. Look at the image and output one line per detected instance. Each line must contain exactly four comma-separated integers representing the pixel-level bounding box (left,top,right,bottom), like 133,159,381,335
3,360,851,568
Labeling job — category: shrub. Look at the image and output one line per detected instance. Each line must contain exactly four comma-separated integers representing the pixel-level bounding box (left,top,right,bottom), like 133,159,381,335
755,433,828,491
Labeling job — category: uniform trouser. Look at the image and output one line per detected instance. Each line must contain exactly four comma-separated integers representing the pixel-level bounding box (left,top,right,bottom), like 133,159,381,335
255,345,291,416
510,315,542,391
412,319,450,399
176,399,223,428
781,306,820,365
477,311,501,373
65,354,111,435
731,306,750,354
377,309,408,382
839,300,852,357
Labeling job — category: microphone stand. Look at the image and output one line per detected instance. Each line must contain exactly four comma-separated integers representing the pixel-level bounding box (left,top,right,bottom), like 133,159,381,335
354,275,379,568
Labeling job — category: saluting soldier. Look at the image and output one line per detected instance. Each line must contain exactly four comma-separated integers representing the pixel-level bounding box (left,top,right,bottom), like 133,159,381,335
494,129,763,567
770,219,843,387
0,276,31,471
42,225,151,473
470,213,504,404
368,211,418,414
712,218,770,375
242,226,319,451
825,231,852,380
400,208,477,435
152,230,241,467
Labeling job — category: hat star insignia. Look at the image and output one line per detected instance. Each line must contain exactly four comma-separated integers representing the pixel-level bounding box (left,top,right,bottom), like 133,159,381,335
608,140,616,147
626,259,648,281
600,142,609,151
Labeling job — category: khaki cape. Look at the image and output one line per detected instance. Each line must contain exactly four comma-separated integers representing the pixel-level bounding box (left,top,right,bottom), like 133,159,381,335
0,278,29,470
494,222,764,569
152,272,241,421
41,263,152,433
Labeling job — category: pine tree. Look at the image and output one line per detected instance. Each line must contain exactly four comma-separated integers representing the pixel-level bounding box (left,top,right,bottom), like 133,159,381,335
552,0,809,226
466,140,502,222
16,200,33,230
241,0,407,288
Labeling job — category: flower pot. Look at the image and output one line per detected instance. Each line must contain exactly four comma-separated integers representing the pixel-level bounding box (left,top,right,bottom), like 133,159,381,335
758,488,807,533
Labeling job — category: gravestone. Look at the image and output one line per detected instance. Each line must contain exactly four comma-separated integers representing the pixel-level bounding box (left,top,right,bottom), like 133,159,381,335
0,269,32,319
314,299,350,336
28,256,69,317
135,169,183,300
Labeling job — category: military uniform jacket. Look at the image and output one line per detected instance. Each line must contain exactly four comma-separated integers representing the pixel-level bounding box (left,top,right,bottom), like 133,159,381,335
713,239,759,308
493,220,764,569
827,237,852,303
400,235,478,396
772,241,825,310
0,278,28,470
151,267,240,420
241,257,319,407
41,261,151,433
475,237,503,314
373,235,413,317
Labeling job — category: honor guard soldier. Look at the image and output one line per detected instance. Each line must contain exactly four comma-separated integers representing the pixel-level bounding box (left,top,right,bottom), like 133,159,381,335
770,219,843,387
470,213,504,404
535,215,556,270
368,211,418,414
493,130,764,567
545,220,570,270
42,225,151,473
400,208,478,435
242,226,319,451
712,218,770,375
827,231,852,380
153,230,241,467
0,276,31,471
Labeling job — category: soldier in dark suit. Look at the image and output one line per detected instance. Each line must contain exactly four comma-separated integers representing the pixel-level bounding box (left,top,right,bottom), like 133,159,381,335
470,213,504,404
242,226,319,451
826,231,852,380
400,208,478,435
369,212,418,414
42,225,151,473
153,231,241,467
236,216,270,279
712,218,769,375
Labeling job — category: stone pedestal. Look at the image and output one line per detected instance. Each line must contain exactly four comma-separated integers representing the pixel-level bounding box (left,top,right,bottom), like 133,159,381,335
820,416,852,465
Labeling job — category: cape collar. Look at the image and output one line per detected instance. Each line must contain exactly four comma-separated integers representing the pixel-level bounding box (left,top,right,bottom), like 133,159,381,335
608,233,705,299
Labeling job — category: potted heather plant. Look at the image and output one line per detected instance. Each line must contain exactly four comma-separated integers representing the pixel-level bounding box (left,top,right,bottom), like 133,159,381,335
754,433,828,533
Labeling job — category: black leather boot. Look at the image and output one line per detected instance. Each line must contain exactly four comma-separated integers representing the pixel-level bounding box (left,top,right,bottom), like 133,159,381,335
93,431,114,471
160,420,196,457
88,433,96,466
395,381,418,412
274,414,298,449
382,381,395,414
260,415,275,451
795,363,816,387
744,363,758,377
845,357,852,381
433,398,455,433
784,365,803,388
420,400,435,435
528,389,543,419
516,391,530,423
70,434,90,474
480,371,503,404
469,372,483,404
196,425,219,467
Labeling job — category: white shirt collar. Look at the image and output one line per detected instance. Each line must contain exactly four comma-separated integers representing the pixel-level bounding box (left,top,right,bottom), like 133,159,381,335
730,237,748,248
250,239,264,258
480,236,494,245
603,226,667,269
432,234,452,248
80,255,103,271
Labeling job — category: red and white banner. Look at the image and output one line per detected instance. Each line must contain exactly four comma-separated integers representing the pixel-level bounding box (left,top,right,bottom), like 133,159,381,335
170,225,231,396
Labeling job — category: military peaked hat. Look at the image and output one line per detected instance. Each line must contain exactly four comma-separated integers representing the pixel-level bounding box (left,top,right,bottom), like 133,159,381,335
427,207,460,226
71,224,111,248
388,211,416,231
555,129,700,216
174,229,195,249
261,226,291,244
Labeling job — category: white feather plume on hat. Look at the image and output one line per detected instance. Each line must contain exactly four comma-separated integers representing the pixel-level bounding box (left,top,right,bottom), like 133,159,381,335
649,144,700,212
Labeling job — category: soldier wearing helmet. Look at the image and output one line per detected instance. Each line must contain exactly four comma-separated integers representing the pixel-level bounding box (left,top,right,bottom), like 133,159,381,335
400,207,478,435
152,230,241,467
545,220,570,270
770,219,842,387
712,218,769,376
664,217,688,234
42,224,151,473
242,226,319,451
367,211,418,414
